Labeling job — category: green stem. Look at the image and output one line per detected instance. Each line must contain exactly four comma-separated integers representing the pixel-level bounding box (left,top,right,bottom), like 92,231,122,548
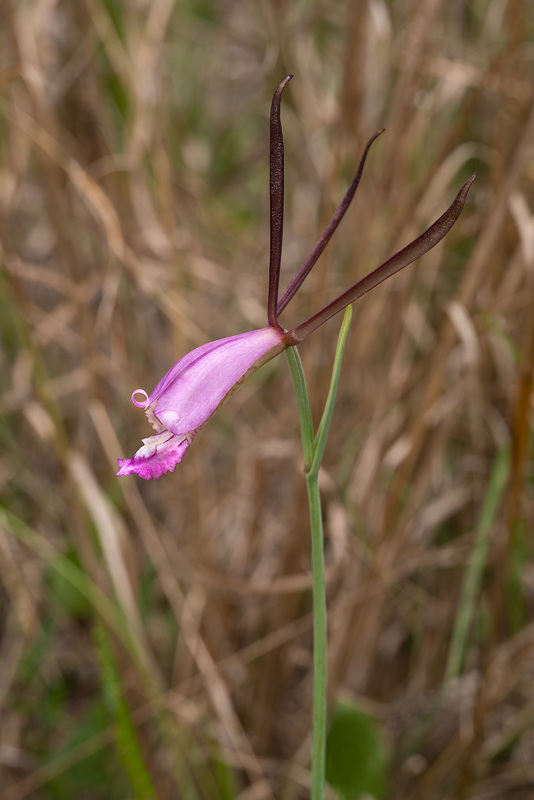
285,306,353,799
305,471,328,799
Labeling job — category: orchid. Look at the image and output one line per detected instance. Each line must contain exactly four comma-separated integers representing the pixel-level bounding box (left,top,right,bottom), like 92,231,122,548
118,75,475,480
117,328,285,479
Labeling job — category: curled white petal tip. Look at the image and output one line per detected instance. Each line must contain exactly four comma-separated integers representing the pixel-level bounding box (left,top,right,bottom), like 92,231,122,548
132,389,150,408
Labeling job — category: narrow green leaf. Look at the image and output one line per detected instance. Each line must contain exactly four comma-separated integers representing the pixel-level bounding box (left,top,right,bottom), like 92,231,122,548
285,344,315,471
310,304,353,476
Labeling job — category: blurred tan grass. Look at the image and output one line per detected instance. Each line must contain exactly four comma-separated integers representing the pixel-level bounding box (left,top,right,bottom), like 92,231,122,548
1,1,534,798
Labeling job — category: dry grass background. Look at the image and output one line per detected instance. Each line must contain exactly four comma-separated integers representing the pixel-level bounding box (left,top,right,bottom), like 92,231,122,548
1,0,534,798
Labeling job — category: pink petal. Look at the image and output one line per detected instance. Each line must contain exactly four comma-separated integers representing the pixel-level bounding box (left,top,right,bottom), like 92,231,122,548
150,327,285,435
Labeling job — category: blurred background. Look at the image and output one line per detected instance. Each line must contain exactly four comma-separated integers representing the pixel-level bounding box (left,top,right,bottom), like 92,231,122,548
1,1,534,798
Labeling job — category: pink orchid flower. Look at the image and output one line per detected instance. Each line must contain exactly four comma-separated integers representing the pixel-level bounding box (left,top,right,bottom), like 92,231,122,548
118,76,475,480
117,328,285,479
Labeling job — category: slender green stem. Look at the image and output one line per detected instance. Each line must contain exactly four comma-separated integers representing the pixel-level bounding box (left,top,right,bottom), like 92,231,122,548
305,471,328,799
285,306,353,799
286,345,327,798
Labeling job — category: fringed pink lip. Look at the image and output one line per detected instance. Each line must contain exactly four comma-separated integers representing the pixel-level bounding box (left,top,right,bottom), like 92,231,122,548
117,431,190,480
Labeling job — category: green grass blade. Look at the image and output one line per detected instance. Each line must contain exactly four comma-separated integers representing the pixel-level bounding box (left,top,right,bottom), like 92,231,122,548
94,622,157,799
445,446,510,681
